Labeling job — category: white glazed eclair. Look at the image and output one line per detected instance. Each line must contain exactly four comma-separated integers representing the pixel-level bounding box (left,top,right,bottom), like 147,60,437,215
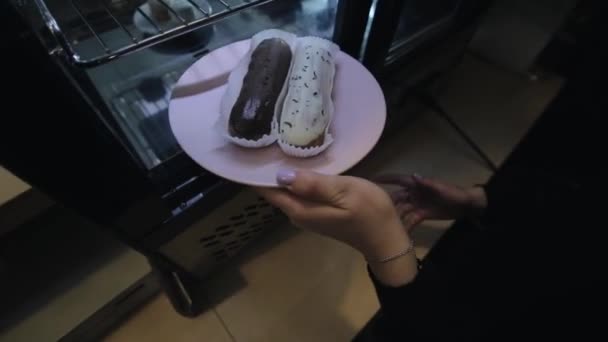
278,37,338,157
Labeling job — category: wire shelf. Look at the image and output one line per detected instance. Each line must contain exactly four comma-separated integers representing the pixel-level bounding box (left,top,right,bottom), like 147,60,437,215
33,0,273,67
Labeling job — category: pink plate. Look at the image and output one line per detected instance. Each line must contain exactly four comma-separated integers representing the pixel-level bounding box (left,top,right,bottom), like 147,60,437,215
169,39,386,187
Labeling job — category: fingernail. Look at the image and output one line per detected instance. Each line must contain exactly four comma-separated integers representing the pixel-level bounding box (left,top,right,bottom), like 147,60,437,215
277,169,297,186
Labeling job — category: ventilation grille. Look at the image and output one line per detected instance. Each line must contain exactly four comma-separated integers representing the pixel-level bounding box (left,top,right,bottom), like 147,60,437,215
160,189,284,275
197,198,280,261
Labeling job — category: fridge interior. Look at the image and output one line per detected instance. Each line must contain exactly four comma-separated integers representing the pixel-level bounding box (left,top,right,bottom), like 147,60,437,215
24,0,466,172
31,0,338,170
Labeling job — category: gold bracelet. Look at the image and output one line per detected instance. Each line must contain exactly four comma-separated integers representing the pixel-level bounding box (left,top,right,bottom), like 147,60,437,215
366,239,415,264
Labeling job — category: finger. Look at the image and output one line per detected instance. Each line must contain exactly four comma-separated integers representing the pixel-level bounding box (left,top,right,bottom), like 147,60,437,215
255,187,305,216
373,173,415,188
396,205,415,222
402,212,424,232
396,203,415,217
390,189,409,203
279,169,350,204
255,186,342,223
395,202,405,214
412,175,447,195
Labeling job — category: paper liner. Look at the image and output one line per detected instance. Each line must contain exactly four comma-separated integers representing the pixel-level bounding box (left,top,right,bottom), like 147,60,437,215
278,36,340,157
217,29,297,148
278,134,334,158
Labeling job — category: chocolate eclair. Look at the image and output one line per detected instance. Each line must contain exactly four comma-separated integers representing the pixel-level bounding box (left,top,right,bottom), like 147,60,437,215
228,38,293,141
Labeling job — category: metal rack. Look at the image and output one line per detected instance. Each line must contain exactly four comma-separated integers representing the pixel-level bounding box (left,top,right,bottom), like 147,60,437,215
33,0,273,67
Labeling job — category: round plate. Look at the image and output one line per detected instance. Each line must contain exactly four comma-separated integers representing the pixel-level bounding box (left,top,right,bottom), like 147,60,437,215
169,39,386,187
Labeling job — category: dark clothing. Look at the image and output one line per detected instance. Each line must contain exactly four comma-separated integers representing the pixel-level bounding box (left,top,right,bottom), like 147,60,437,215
367,6,606,339
370,171,602,341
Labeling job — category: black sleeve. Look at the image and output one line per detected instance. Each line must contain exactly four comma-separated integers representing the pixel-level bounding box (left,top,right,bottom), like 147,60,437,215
368,259,483,341
367,166,560,341
368,167,584,341
480,164,580,228
481,167,537,224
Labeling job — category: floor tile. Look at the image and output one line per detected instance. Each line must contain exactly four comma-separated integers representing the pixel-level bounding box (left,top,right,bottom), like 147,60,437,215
0,166,30,206
259,251,378,342
103,295,232,342
205,226,372,342
436,55,563,166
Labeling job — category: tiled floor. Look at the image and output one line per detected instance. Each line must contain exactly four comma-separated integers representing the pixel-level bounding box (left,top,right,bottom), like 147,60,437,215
103,55,562,342
0,209,151,342
0,167,29,206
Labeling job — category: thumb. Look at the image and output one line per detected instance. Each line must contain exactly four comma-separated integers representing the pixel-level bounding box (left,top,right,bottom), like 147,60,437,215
277,169,348,203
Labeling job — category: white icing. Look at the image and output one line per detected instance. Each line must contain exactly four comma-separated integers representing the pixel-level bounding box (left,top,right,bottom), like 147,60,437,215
280,38,336,147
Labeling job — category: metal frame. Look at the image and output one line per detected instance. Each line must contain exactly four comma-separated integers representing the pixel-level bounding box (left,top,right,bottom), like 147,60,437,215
61,272,160,341
332,0,373,59
32,0,275,67
359,0,406,73
385,14,458,66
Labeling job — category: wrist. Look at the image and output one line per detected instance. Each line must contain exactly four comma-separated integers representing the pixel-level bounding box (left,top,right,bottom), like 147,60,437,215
359,218,410,260
368,237,418,287
363,220,419,287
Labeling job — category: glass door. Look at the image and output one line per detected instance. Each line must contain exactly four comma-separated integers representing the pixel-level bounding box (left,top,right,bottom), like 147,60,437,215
78,0,341,171
388,0,461,63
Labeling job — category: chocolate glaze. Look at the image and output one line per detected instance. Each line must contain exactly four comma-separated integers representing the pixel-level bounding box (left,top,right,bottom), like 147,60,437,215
229,38,292,140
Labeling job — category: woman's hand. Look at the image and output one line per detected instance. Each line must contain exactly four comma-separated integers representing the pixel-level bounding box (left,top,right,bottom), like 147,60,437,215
375,174,488,225
256,170,419,286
